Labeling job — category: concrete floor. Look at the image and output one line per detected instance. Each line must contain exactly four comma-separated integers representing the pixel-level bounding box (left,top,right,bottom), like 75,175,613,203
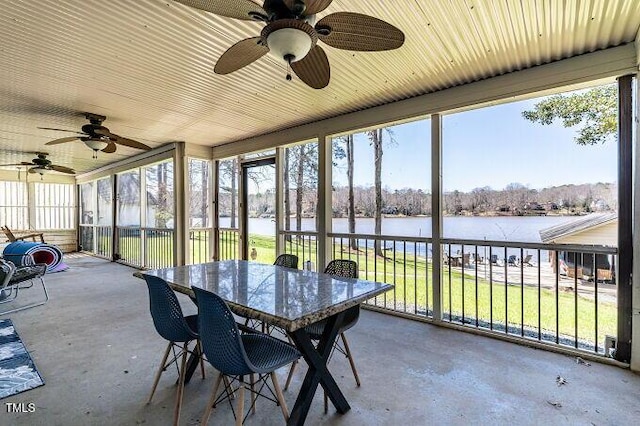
2,254,639,426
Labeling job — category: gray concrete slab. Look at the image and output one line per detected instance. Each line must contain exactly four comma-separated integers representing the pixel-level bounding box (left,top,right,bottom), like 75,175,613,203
2,255,639,425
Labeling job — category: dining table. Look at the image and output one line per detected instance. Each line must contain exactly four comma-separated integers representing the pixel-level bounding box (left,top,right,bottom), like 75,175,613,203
135,259,393,426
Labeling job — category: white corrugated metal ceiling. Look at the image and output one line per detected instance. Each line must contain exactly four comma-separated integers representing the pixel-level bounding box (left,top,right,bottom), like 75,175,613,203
0,0,638,174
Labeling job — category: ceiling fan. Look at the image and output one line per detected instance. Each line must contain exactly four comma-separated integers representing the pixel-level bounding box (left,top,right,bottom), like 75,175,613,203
0,152,75,176
174,0,405,89
39,113,152,158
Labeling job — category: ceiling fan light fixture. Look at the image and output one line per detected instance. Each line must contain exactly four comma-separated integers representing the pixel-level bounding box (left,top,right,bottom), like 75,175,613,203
83,138,109,151
32,166,49,175
267,28,313,63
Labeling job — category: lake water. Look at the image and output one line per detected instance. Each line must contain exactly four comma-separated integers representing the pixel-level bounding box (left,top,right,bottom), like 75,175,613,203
222,215,580,243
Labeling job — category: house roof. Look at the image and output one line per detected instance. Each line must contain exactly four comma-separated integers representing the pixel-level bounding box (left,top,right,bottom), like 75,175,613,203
0,1,639,174
539,213,618,243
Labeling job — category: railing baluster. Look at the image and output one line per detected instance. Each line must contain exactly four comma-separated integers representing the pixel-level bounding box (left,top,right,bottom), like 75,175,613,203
504,246,508,334
594,254,599,354
520,247,524,337
489,246,493,330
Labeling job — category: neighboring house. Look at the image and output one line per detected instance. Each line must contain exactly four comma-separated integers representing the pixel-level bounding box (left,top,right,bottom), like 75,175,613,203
540,213,617,282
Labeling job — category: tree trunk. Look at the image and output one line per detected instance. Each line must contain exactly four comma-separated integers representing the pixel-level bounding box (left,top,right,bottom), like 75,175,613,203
346,135,357,250
373,129,383,257
284,149,291,242
230,159,237,228
296,145,305,233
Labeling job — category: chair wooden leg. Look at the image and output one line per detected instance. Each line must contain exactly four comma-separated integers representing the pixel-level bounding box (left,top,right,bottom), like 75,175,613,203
250,373,256,414
173,342,189,426
284,360,297,391
197,340,206,379
147,342,172,404
236,378,245,426
341,333,361,386
201,373,223,425
271,372,289,422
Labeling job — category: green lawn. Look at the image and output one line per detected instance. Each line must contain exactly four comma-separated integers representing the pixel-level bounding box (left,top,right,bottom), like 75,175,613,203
112,232,615,348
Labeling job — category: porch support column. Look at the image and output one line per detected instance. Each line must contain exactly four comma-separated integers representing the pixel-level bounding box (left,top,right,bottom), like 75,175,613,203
616,75,633,363
275,147,285,256
431,114,443,322
631,72,640,371
174,142,187,266
317,133,332,270
212,160,220,261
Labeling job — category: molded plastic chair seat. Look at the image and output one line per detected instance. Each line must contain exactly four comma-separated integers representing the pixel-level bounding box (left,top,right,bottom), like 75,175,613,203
143,274,205,426
242,333,301,373
193,286,300,425
273,253,299,269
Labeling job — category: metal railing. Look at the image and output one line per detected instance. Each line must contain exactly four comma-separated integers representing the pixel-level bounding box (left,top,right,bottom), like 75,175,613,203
189,229,211,264
79,225,112,259
144,228,174,269
440,238,617,355
329,232,434,318
218,228,239,260
329,232,617,356
116,226,174,269
281,230,318,270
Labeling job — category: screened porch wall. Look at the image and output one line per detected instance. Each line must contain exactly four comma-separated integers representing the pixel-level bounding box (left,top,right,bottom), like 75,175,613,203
0,170,77,252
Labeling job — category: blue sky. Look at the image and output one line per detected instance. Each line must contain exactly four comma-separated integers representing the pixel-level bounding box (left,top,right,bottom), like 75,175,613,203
332,95,618,192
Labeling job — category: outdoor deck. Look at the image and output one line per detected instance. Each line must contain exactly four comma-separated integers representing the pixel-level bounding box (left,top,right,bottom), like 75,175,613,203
3,254,639,425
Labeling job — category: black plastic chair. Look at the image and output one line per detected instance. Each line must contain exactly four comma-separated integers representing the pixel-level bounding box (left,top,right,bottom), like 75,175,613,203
284,259,361,411
273,253,299,269
0,254,48,315
143,274,205,426
192,286,300,426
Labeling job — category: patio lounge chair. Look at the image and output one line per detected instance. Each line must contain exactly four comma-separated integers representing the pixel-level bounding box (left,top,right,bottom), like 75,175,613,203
0,254,48,315
1,225,44,243
522,254,534,266
508,255,518,266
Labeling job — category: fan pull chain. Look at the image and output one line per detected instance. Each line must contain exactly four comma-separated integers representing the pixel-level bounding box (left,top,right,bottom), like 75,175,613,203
285,54,293,82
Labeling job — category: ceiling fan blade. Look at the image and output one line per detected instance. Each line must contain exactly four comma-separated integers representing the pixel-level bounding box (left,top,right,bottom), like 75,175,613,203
174,0,266,20
291,45,330,89
102,142,117,153
316,12,405,51
283,0,332,15
0,163,27,167
45,136,82,145
37,127,85,135
110,135,152,151
214,37,269,75
49,165,76,174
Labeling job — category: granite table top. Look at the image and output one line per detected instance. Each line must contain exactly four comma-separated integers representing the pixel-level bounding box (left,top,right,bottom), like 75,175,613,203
134,260,393,332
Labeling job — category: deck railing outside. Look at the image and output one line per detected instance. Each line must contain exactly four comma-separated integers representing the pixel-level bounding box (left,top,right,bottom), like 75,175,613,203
116,226,174,269
282,230,318,270
189,228,211,264
218,228,239,260
79,224,112,259
328,232,617,356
